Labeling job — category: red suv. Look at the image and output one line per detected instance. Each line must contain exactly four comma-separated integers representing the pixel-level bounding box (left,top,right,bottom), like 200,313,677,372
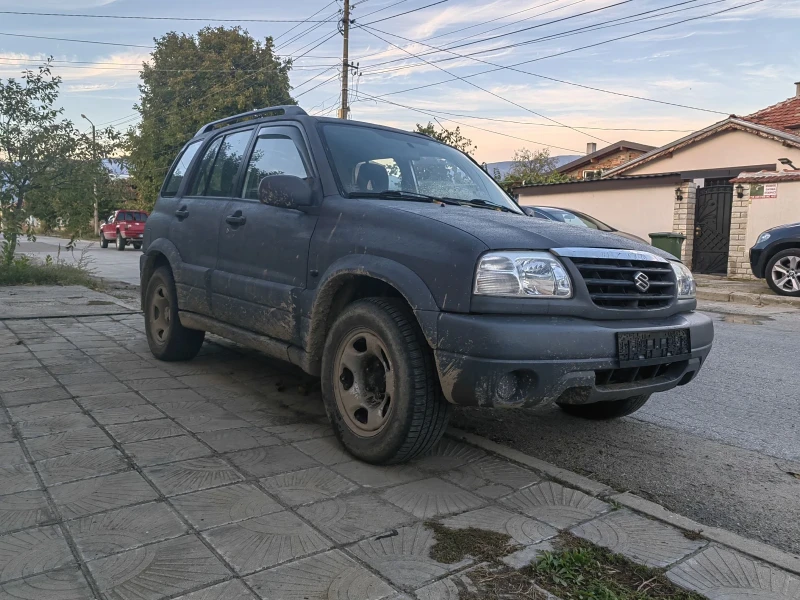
100,210,148,250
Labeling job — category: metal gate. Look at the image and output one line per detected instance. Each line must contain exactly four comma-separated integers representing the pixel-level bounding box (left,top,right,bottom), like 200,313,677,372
692,185,733,274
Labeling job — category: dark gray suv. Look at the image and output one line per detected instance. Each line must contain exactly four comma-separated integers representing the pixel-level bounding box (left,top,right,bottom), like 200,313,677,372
140,105,713,465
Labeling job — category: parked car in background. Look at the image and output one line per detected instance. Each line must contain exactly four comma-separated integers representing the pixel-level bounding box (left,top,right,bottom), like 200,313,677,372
101,210,148,251
749,222,800,296
140,105,712,465
521,205,648,244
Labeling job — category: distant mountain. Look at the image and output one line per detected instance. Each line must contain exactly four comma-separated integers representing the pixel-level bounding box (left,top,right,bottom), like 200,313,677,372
485,156,581,179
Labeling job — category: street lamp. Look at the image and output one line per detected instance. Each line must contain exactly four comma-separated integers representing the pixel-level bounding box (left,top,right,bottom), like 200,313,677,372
81,114,99,235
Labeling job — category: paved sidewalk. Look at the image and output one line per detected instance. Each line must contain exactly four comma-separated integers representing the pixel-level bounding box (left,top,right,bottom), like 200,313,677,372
0,314,797,600
695,274,800,307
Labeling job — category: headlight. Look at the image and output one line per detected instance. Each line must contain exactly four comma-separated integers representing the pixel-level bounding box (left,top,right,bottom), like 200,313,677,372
670,262,696,299
757,232,771,244
474,251,572,298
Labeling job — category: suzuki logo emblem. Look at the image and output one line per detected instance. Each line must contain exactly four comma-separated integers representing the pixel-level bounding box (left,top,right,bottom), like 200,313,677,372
634,271,650,292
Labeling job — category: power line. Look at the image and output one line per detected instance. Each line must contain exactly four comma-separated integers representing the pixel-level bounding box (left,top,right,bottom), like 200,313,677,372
0,57,338,72
274,1,339,42
357,25,611,143
357,0,411,20
0,10,335,22
0,31,153,48
360,0,449,26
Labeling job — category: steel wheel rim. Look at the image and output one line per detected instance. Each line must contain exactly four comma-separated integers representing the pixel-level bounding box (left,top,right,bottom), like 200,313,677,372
150,284,171,345
333,328,395,438
772,255,800,292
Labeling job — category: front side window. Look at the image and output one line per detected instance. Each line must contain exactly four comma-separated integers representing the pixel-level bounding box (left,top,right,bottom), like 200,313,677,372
162,140,202,197
242,134,308,200
320,123,520,212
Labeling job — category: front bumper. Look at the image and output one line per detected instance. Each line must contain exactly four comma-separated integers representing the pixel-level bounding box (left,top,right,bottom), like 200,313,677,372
434,311,713,408
749,247,766,278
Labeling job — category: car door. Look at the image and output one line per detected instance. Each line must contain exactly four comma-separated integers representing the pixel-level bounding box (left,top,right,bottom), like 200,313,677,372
164,129,254,316
212,124,318,344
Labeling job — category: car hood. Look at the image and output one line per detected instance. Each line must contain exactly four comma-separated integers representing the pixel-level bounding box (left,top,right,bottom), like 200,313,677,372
383,201,675,259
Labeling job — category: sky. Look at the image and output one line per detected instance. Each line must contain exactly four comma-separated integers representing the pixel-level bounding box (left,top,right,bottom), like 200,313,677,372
0,0,798,163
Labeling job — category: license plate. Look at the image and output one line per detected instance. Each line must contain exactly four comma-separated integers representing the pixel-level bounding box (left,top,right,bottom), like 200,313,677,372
617,329,690,367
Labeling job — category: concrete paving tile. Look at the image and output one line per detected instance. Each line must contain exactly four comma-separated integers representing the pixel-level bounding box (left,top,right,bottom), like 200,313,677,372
0,490,55,534
127,378,189,392
173,412,251,433
73,392,147,411
55,371,112,386
106,418,185,444
50,471,159,520
246,549,395,600
261,466,359,506
0,424,14,443
414,570,479,600
17,413,95,439
381,477,484,519
236,411,310,428
197,428,280,453
297,493,412,544
124,435,210,467
43,361,104,376
89,404,163,426
115,368,171,381
175,579,258,600
0,345,30,357
25,428,112,461
8,400,82,422
140,388,208,405
88,534,230,600
0,369,58,393
144,457,243,496
63,381,129,397
0,386,71,407
0,525,75,583
412,439,487,472
0,567,93,600
264,423,334,442
203,511,332,575
36,447,128,486
67,501,187,560
348,522,472,588
170,482,282,530
331,461,427,488
0,358,41,371
0,441,26,466
441,506,559,546
502,540,557,570
0,464,40,495
571,509,706,568
501,481,611,529
293,436,351,466
227,445,319,478
443,455,541,492
667,545,800,599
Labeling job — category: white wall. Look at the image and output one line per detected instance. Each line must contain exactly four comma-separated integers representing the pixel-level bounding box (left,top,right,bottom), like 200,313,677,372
517,184,676,241
623,129,800,176
745,181,800,249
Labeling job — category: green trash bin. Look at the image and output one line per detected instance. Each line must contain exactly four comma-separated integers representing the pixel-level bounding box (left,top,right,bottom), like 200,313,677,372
648,232,686,259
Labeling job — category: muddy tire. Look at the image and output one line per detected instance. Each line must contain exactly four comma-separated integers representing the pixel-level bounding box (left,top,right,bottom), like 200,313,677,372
100,233,108,249
765,248,800,297
321,297,450,465
557,394,651,419
144,266,205,361
115,233,126,251
133,243,142,250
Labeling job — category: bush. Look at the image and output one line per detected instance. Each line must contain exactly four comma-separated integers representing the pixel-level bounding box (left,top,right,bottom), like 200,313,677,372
0,253,96,287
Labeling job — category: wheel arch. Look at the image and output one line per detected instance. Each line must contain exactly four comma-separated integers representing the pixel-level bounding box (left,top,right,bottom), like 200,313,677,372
763,240,800,270
139,239,182,310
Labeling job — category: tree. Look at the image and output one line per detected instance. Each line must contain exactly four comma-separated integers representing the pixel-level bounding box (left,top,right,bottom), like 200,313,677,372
495,147,571,190
414,121,477,155
128,27,294,209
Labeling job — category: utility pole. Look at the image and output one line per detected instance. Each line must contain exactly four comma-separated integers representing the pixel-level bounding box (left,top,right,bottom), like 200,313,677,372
81,114,99,235
338,0,350,119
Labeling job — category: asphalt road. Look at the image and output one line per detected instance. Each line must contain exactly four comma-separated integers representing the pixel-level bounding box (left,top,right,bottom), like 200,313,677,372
15,241,799,554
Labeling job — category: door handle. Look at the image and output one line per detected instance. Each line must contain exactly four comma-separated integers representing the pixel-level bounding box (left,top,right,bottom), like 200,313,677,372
175,207,189,219
226,212,246,226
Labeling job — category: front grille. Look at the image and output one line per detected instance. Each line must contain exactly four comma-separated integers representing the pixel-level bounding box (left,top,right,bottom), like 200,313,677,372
595,360,687,387
569,256,676,309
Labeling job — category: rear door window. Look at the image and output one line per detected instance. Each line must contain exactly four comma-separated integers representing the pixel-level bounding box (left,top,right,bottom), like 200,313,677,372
162,140,202,197
202,130,253,197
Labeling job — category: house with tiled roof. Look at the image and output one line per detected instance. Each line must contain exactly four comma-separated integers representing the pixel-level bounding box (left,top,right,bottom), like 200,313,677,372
557,141,655,180
514,82,800,276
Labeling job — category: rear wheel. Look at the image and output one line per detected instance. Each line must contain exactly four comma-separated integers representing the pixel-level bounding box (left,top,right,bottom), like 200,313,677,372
557,394,651,419
144,266,205,361
133,243,142,250
100,233,108,249
116,233,126,251
766,249,800,297
321,298,450,465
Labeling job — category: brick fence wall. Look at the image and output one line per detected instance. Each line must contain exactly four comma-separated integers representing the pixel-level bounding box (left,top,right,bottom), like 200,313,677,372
672,181,697,268
727,185,755,278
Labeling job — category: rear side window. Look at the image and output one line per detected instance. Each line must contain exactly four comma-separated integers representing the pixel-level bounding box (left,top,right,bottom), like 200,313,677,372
242,134,308,200
191,130,252,197
162,140,202,197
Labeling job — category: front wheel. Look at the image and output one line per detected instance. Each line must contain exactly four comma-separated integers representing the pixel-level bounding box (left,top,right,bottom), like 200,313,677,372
557,394,651,419
144,266,205,361
321,298,450,465
766,249,800,296
116,234,126,251
100,233,108,249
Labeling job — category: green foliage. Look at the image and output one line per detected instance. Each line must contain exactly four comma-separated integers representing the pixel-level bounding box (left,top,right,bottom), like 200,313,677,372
0,251,95,287
414,121,477,155
498,147,572,190
127,26,294,209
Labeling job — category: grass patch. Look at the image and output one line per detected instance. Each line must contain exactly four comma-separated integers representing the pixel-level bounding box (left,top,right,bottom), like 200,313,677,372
0,255,97,288
426,521,514,564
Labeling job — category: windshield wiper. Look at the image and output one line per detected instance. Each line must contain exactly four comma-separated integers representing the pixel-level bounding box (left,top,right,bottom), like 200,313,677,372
350,190,461,205
441,197,518,213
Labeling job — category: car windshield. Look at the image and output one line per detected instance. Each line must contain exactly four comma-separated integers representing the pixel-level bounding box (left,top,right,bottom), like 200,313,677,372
539,208,613,231
320,123,521,213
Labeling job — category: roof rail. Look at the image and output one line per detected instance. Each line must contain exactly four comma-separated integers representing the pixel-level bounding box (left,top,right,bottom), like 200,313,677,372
195,105,307,136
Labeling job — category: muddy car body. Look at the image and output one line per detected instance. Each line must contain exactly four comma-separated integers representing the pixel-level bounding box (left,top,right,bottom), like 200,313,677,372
140,106,714,464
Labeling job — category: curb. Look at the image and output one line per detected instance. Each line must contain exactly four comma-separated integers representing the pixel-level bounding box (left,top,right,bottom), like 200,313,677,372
697,288,800,308
447,427,800,577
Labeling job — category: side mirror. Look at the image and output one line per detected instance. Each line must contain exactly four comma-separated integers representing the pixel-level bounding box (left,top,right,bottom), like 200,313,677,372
258,175,314,209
